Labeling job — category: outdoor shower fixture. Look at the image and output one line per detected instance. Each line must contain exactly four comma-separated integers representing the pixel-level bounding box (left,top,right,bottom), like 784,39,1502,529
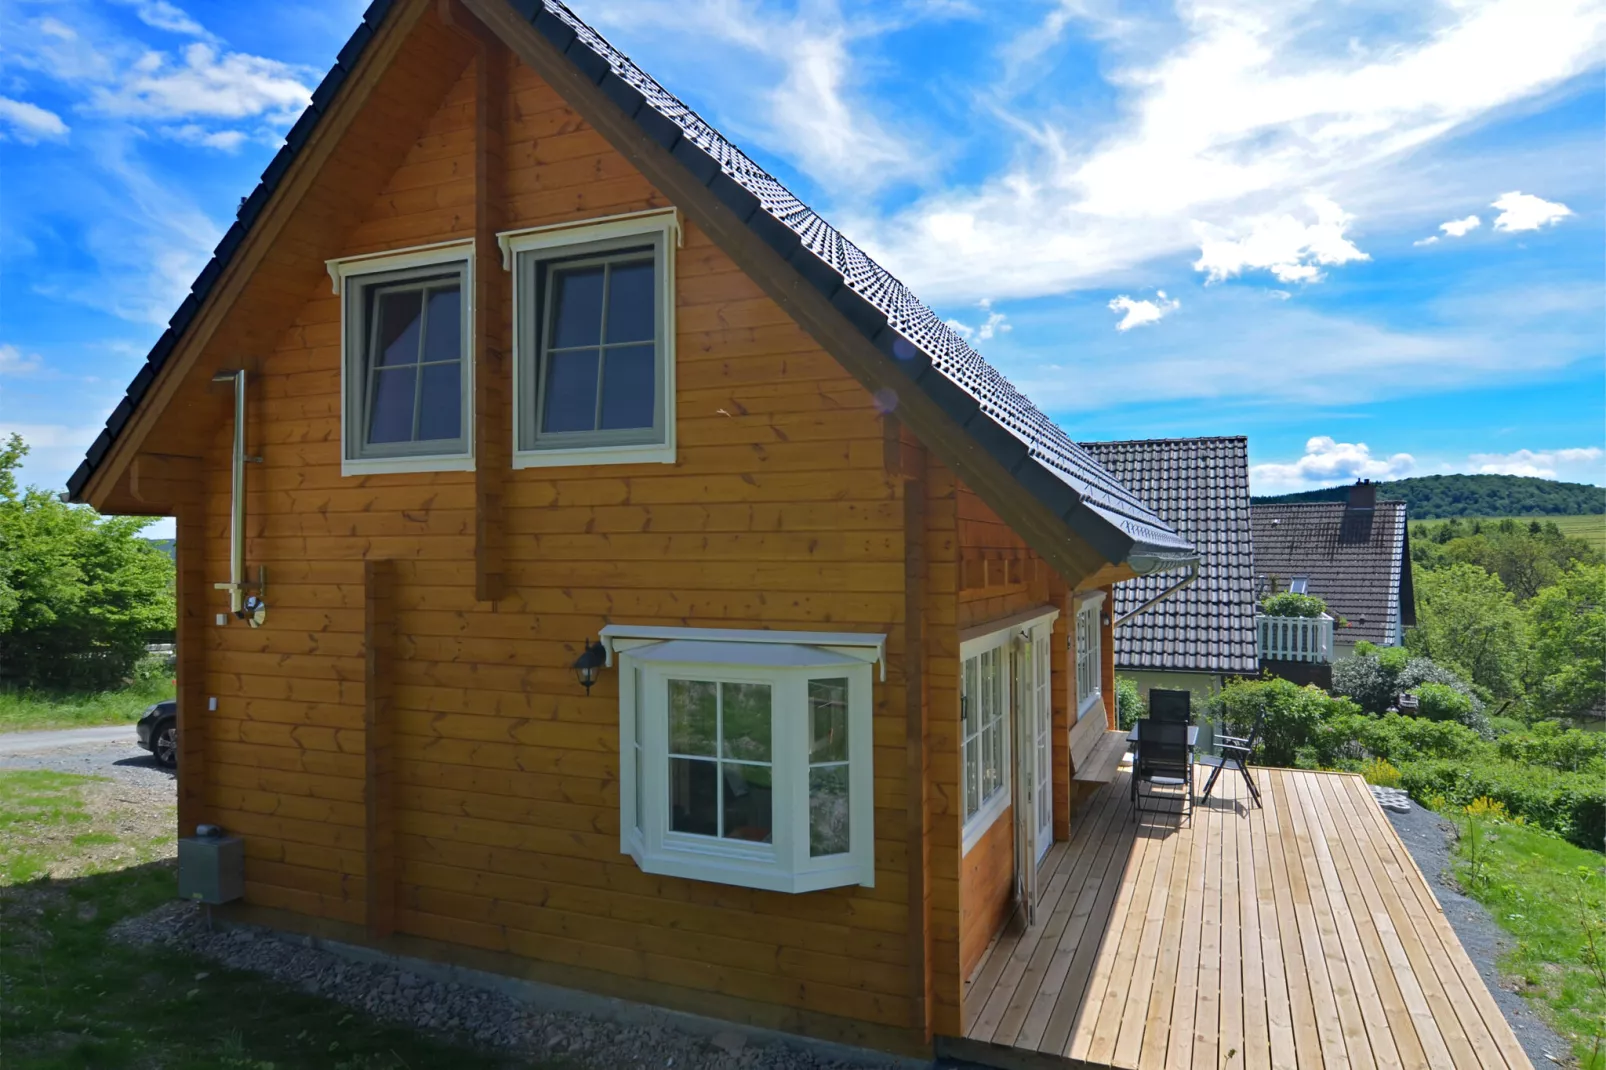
211,369,266,628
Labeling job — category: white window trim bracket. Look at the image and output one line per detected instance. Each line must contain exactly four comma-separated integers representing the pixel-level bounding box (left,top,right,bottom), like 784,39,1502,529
600,624,886,681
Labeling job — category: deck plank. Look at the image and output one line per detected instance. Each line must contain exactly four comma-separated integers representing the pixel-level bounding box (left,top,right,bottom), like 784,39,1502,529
956,768,1532,1070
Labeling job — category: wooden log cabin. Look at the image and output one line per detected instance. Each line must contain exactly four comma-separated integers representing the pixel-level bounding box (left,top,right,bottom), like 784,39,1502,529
66,0,1201,1059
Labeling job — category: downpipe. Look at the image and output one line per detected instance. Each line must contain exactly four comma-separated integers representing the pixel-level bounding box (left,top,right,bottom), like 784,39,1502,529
1113,560,1199,629
211,370,265,626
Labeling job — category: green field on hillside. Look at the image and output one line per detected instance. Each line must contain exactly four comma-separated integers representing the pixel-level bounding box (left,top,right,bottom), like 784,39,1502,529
1473,514,1605,552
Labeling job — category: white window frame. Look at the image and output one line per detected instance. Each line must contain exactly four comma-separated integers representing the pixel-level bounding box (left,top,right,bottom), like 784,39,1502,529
1289,576,1309,594
957,606,1059,856
327,239,476,477
614,629,878,894
1074,592,1106,722
499,209,680,469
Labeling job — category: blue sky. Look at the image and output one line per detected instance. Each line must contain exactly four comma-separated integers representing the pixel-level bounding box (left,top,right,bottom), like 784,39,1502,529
2,0,1603,537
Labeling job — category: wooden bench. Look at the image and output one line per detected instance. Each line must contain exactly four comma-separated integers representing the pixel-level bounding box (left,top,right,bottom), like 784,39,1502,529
1069,710,1130,784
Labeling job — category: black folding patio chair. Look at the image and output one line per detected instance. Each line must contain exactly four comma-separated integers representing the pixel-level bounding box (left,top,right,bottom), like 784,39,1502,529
1148,688,1192,724
1197,710,1264,807
1130,718,1192,818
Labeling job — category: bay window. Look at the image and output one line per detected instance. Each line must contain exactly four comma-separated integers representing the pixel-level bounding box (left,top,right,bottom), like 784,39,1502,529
610,627,880,893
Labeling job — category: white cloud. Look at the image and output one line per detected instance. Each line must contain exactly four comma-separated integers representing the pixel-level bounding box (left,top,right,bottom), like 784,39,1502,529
0,96,69,143
1193,194,1369,284
114,0,216,41
945,298,1012,342
574,0,925,195
158,123,246,151
0,344,43,376
853,0,1606,302
1439,214,1481,238
1490,190,1573,232
1107,290,1179,331
89,43,310,121
0,421,103,494
1468,447,1604,480
1251,436,1416,494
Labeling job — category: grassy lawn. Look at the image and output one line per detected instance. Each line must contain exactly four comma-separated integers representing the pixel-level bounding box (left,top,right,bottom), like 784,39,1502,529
0,675,174,733
1450,809,1606,1068
0,769,524,1069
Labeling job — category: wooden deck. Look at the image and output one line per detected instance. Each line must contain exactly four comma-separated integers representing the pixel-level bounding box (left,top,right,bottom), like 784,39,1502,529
956,767,1533,1070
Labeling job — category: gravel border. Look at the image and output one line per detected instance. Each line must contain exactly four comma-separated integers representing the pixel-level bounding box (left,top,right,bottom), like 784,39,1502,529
1383,804,1574,1067
111,901,938,1070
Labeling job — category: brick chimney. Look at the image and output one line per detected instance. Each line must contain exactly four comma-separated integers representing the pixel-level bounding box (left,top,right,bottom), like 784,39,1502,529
1341,480,1377,543
1347,479,1377,512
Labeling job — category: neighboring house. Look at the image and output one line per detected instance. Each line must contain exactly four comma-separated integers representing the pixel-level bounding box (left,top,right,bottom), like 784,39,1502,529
1251,481,1417,664
64,0,1197,1058
1081,437,1260,701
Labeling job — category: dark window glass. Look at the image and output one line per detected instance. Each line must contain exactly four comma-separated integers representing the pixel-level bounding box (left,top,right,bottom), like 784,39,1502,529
536,251,657,439
368,367,416,444
417,361,462,441
599,345,655,430
669,757,718,836
722,764,773,844
422,288,461,362
542,349,600,434
605,260,655,343
376,290,422,367
358,273,462,452
550,267,605,348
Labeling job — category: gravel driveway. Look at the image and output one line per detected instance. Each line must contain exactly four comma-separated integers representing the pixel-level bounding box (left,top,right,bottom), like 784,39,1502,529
0,725,175,790
1384,804,1572,1068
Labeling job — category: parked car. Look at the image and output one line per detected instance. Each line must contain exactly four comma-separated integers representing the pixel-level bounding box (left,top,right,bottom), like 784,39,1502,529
136,700,177,768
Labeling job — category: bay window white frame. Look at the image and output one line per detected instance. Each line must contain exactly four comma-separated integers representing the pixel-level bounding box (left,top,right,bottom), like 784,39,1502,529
958,605,1059,855
499,208,680,469
613,629,879,894
1074,591,1106,721
327,239,476,477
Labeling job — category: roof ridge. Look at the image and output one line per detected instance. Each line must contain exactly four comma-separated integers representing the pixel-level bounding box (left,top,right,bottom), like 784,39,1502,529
1080,435,1247,446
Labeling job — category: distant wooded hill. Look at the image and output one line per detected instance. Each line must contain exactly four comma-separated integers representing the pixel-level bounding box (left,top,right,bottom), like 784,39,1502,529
1252,474,1606,518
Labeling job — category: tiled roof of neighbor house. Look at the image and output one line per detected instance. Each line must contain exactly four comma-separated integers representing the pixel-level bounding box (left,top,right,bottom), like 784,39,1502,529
1081,437,1260,675
1250,499,1415,646
65,0,1195,571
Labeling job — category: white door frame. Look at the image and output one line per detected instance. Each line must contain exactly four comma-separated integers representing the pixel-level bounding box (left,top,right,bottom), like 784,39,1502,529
1011,619,1056,925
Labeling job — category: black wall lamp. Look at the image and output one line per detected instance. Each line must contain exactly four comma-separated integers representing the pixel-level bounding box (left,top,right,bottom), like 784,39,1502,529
572,639,608,694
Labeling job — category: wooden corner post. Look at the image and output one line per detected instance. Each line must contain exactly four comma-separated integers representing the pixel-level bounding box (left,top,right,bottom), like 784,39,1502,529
364,558,398,938
464,7,508,604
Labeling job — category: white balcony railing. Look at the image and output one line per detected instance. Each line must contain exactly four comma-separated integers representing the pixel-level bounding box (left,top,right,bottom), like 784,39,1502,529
1258,613,1335,663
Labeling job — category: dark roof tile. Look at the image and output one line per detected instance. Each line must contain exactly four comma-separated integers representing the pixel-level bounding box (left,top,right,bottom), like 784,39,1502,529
1082,437,1259,675
1250,500,1411,645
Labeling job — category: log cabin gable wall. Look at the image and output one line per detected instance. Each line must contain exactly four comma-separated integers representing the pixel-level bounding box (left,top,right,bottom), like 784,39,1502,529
183,28,985,1051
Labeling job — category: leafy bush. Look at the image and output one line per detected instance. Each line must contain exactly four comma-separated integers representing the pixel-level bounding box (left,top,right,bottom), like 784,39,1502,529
1410,682,1473,723
1333,645,1487,733
1205,677,1359,767
0,435,175,690
1495,721,1606,774
1361,757,1401,787
1308,713,1482,767
1115,677,1142,731
1259,591,1328,618
1487,715,1525,737
1400,759,1605,849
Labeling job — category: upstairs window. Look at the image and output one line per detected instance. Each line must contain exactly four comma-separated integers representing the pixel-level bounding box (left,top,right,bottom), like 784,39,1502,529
1289,576,1310,594
501,210,678,468
328,241,474,475
610,627,880,894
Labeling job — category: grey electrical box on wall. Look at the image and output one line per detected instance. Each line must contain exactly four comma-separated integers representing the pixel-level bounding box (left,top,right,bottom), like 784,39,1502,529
177,832,244,904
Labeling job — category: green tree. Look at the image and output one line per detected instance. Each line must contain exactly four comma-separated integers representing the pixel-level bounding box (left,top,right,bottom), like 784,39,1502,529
0,434,176,689
1409,563,1528,700
1526,563,1606,721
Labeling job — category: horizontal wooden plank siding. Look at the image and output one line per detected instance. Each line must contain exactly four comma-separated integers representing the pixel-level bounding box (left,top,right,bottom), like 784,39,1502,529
184,44,945,1050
